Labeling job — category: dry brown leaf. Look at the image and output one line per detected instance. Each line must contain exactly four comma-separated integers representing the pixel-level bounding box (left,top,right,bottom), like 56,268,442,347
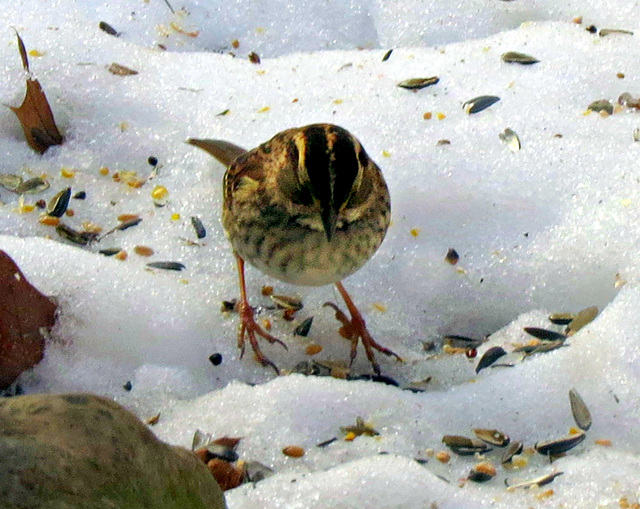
8,31,63,154
0,250,58,389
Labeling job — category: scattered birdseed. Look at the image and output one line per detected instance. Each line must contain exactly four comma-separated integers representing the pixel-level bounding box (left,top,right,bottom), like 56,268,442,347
134,245,154,257
115,250,128,261
445,248,459,265
99,21,119,36
381,49,393,61
295,317,314,337
397,77,439,90
146,261,185,271
209,353,223,366
191,216,206,239
305,344,322,355
282,445,305,458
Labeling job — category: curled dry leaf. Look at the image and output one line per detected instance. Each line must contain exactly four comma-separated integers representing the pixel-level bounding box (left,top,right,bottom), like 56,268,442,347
0,250,58,389
8,31,63,154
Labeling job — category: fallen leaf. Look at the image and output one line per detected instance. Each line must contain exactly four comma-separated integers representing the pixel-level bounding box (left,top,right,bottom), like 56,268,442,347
0,250,57,389
8,31,63,154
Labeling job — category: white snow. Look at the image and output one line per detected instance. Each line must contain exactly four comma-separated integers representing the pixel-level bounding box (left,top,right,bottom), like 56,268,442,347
2,1,640,507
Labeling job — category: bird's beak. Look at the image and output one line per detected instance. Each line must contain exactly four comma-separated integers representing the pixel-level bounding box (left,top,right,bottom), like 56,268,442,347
321,202,338,242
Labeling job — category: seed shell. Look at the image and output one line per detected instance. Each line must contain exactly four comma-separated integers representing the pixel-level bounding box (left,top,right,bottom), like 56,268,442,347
499,128,521,152
15,177,49,194
271,294,303,311
56,224,97,245
442,435,491,455
501,51,539,65
473,428,510,446
523,327,567,341
146,261,185,271
118,217,143,231
397,77,439,90
445,248,459,265
599,28,634,36
506,471,564,490
565,306,598,335
535,431,586,456
108,63,138,76
99,247,123,256
0,174,23,191
501,440,524,464
47,187,71,217
99,21,119,36
381,49,393,62
548,313,575,325
476,346,507,373
294,316,314,337
587,99,613,115
569,388,592,431
463,95,500,114
244,461,274,483
443,335,484,349
191,216,206,239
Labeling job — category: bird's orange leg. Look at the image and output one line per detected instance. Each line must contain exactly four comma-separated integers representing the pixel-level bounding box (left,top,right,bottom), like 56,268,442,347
324,281,403,375
235,254,287,374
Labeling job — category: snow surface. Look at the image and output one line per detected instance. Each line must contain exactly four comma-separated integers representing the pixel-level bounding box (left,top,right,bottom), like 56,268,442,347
2,1,640,507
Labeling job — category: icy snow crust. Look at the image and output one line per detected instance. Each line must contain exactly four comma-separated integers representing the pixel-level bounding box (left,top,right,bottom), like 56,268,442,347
2,1,640,507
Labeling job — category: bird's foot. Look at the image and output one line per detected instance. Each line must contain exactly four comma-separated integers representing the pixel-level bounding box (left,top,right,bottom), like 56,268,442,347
238,301,288,375
323,301,403,375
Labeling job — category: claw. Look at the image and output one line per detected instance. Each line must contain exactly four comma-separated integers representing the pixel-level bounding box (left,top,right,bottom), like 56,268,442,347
326,282,404,375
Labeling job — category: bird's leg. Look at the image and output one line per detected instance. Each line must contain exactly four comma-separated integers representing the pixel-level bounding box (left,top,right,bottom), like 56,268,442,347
324,281,403,375
235,254,287,374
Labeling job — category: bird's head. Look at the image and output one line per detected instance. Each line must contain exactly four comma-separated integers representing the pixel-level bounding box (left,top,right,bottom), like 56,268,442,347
277,124,374,242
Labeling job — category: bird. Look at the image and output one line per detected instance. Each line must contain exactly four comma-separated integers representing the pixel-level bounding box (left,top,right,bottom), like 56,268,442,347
188,123,402,375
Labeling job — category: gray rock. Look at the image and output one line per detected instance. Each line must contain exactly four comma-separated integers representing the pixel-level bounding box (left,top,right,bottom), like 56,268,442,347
0,393,227,509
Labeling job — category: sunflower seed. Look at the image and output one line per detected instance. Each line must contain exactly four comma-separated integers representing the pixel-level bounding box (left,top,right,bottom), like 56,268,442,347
569,388,592,431
15,177,49,194
146,261,185,271
634,128,640,142
397,77,439,90
47,187,71,217
98,247,123,256
271,294,303,311
499,128,521,152
476,346,506,373
548,313,575,325
442,435,491,455
523,327,567,341
294,316,313,336
535,431,586,456
191,216,206,239
0,174,22,191
473,428,510,446
599,28,634,36
463,95,500,114
565,306,598,335
501,51,539,65
99,21,119,36
443,335,484,349
501,441,524,464
506,471,563,490
382,49,393,62
587,99,613,114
